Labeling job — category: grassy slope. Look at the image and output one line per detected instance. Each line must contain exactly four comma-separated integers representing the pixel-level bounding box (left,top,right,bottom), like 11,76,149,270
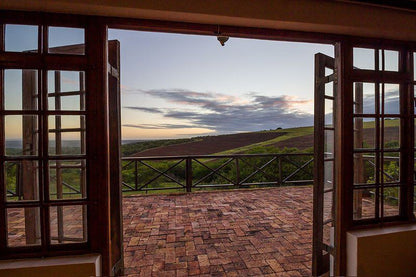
122,119,399,156
216,126,313,154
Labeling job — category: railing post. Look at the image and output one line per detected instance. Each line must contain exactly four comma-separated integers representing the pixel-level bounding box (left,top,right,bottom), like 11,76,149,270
185,157,192,192
278,155,283,186
134,160,138,191
235,157,240,188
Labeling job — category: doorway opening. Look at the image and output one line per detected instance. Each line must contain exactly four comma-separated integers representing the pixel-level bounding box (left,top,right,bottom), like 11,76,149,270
108,29,334,275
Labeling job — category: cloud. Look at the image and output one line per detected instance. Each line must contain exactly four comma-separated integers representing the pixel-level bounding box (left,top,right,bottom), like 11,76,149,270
123,123,197,129
123,88,314,133
124,106,163,113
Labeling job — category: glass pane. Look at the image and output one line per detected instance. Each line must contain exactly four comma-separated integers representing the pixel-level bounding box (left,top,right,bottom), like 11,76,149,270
354,153,375,186
383,84,400,114
4,69,38,110
325,67,333,77
383,187,400,217
354,82,375,114
324,129,334,158
48,115,85,155
48,71,85,111
383,50,399,72
353,48,375,70
324,160,333,190
49,160,86,200
5,24,38,52
353,188,376,220
48,27,85,55
5,115,38,156
7,207,41,246
325,82,333,97
383,118,400,149
323,191,333,222
383,153,400,184
5,161,39,202
324,99,333,127
414,52,416,81
354,118,375,149
50,205,87,244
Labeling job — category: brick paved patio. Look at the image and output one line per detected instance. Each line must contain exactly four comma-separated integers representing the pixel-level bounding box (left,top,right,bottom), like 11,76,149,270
123,187,313,276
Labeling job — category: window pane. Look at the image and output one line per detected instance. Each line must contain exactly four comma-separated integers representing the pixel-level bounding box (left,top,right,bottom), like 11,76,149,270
325,82,333,97
50,205,87,244
5,115,38,156
414,52,416,81
324,129,334,158
7,207,41,246
354,118,375,149
48,115,85,155
383,84,400,114
323,190,333,222
383,153,400,184
48,71,85,111
5,24,38,52
4,69,38,111
353,48,375,70
354,82,375,114
383,118,400,149
354,153,375,186
324,99,333,127
353,188,376,220
383,50,399,72
48,27,85,55
383,187,400,217
324,160,333,190
5,161,39,202
49,160,86,200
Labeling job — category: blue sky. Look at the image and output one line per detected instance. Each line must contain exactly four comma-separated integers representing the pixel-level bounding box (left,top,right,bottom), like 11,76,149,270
108,29,334,139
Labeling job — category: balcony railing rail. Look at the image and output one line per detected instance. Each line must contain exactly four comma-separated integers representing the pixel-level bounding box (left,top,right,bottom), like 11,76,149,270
121,153,314,193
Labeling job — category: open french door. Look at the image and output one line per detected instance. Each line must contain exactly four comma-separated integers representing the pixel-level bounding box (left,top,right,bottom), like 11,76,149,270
313,52,337,276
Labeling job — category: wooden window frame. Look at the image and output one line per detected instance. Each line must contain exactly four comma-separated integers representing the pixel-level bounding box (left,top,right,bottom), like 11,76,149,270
0,9,416,276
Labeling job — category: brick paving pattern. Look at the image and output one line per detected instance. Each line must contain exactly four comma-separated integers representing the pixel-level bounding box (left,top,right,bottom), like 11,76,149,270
123,187,313,276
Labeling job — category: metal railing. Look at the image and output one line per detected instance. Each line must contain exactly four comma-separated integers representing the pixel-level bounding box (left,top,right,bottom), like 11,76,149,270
121,153,314,193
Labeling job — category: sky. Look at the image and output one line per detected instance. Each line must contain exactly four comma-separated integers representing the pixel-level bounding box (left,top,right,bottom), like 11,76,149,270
3,24,404,142
108,29,334,140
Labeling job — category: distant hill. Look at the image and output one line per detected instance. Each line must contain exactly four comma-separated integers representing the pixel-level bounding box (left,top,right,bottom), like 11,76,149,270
132,131,285,157
121,119,400,157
